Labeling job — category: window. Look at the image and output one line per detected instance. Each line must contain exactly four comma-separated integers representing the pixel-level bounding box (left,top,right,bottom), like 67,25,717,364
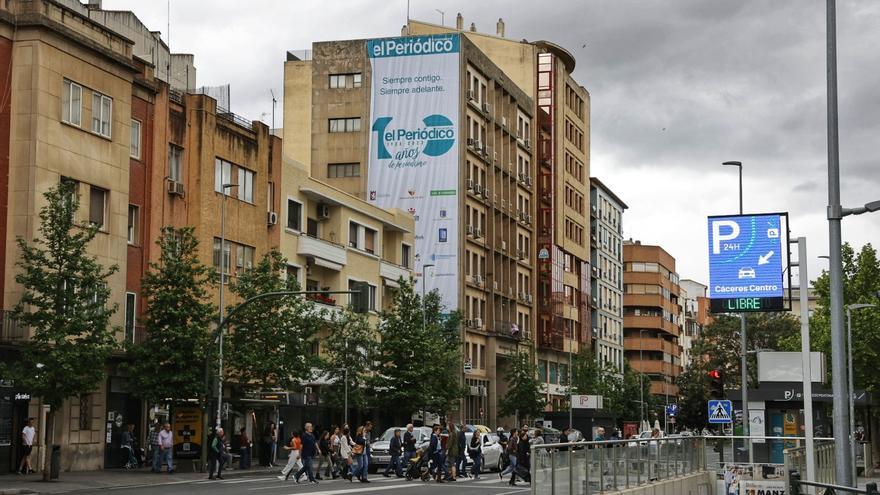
401,244,411,268
348,221,377,254
348,279,377,311
364,228,375,254
214,158,233,194
286,199,302,231
89,186,107,228
124,292,136,343
329,73,363,89
91,91,112,138
353,73,363,88
328,117,361,133
168,145,183,182
130,120,141,159
62,79,82,126
349,222,359,248
212,238,232,276
327,163,360,178
127,205,138,244
235,244,255,271
237,167,255,203
329,74,345,89
538,359,548,383
285,264,300,283
79,394,92,431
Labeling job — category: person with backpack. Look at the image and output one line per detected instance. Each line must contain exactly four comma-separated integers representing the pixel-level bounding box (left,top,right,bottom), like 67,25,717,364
468,430,483,480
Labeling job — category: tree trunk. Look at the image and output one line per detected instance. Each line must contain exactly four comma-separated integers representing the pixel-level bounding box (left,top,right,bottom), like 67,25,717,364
42,409,55,481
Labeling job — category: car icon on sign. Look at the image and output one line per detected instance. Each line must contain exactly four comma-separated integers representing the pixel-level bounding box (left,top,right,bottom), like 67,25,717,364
738,267,756,279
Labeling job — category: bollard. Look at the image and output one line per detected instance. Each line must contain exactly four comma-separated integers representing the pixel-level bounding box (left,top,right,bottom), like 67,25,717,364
789,471,801,495
866,482,878,495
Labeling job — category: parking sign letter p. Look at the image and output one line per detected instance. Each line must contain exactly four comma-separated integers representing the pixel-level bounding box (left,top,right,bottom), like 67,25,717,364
712,220,739,254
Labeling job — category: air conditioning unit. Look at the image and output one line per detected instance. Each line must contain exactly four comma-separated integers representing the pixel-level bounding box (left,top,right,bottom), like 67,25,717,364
525,294,533,304
524,138,532,149
519,292,527,301
474,183,483,194
493,151,498,162
517,249,525,260
519,173,527,183
467,178,475,190
473,318,483,328
482,146,490,158
474,140,484,152
467,137,476,148
317,204,330,219
501,240,507,251
467,89,476,101
473,275,483,286
481,188,489,199
493,280,499,291
475,228,483,238
167,179,184,196
525,177,532,187
267,211,278,225
519,211,526,221
467,225,475,236
525,214,532,224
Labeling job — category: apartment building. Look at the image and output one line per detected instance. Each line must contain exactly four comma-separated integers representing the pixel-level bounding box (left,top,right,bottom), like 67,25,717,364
679,279,711,369
623,241,682,399
590,178,627,374
407,16,594,414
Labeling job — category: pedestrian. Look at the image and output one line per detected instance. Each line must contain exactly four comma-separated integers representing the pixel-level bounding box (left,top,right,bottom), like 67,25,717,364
158,422,174,474
17,417,36,475
294,422,318,484
455,424,467,478
260,423,272,467
316,430,332,480
278,431,302,481
468,430,483,480
208,427,228,480
511,428,530,486
532,429,546,469
148,423,161,473
444,423,459,481
269,421,278,466
499,427,518,481
593,426,605,442
238,427,251,470
384,428,403,477
121,423,138,469
362,421,373,481
351,425,368,483
338,427,353,480
402,424,417,469
429,425,445,483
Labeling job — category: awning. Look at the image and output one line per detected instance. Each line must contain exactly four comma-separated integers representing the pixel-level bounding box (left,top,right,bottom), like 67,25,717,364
312,257,343,271
383,277,400,288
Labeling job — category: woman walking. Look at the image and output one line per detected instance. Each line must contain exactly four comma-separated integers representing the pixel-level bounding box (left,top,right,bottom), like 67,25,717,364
351,426,368,483
277,431,302,481
315,430,333,480
499,428,518,481
468,430,483,480
338,427,353,480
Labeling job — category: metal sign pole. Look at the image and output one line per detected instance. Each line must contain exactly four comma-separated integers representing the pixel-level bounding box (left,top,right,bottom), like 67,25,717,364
793,237,816,487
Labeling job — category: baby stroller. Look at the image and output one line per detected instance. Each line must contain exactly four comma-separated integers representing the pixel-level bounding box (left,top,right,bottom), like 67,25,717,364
405,445,432,482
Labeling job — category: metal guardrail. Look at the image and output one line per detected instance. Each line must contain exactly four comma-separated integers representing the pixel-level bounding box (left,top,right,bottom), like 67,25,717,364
530,436,705,495
786,439,838,486
790,472,879,494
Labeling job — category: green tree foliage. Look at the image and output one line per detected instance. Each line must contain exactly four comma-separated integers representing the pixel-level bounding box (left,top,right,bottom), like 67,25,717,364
568,350,656,423
373,278,464,418
320,308,378,413
12,182,118,478
692,312,799,389
780,243,880,392
498,351,546,421
226,249,321,390
126,227,215,404
675,366,710,429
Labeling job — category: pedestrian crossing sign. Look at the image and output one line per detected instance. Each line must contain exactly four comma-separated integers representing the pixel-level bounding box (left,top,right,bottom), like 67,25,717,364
708,399,733,424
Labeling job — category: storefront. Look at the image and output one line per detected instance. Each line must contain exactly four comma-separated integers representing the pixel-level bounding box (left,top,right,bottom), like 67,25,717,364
0,382,31,474
103,376,142,469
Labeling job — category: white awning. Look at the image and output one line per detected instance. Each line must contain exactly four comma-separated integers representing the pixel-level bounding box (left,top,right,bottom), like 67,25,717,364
383,277,400,288
312,257,343,271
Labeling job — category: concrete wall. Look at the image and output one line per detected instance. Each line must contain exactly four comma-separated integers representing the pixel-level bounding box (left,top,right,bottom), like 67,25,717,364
613,471,715,495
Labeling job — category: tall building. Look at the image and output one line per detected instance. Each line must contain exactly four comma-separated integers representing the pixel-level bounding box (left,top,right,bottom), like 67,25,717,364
590,178,627,374
623,241,682,399
679,279,711,369
284,15,593,423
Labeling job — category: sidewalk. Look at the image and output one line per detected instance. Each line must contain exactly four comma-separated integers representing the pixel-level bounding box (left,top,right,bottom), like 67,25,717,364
0,465,276,495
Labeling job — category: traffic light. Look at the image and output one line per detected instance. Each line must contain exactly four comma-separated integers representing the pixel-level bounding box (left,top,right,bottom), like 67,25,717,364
707,369,725,399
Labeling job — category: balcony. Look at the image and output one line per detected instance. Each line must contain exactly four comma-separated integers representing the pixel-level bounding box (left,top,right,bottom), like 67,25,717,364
623,315,680,336
649,381,679,396
0,310,27,341
380,260,410,287
628,359,682,377
624,336,679,355
297,234,347,270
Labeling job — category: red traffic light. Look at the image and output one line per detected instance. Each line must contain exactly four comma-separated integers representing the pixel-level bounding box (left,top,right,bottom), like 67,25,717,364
707,369,722,380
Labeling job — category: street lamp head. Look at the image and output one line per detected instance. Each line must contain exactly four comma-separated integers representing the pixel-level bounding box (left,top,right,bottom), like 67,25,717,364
864,200,880,213
722,161,742,167
847,303,876,311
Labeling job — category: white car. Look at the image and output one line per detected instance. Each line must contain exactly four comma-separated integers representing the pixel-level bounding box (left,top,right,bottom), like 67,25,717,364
369,426,431,471
464,432,504,471
738,267,756,279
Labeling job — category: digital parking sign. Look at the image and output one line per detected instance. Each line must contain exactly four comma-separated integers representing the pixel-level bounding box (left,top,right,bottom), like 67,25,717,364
707,213,790,312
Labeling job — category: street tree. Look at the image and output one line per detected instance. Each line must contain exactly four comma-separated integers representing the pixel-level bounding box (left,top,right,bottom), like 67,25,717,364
126,227,215,405
225,249,321,390
498,351,546,422
568,350,655,423
373,278,464,422
12,181,118,479
320,307,378,416
675,365,710,429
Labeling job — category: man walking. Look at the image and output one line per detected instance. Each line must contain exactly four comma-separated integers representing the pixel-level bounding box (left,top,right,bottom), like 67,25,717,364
402,424,417,468
158,422,174,474
149,423,162,473
208,427,228,480
361,421,373,481
17,418,35,475
429,425,445,483
383,429,403,477
295,423,318,484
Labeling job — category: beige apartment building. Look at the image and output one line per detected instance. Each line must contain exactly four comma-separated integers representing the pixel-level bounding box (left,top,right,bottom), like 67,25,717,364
284,15,593,423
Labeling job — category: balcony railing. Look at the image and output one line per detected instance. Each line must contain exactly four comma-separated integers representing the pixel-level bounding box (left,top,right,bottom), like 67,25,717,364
306,293,337,306
0,310,27,341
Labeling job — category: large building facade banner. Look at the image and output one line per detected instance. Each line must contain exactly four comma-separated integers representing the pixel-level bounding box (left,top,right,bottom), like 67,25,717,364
367,35,461,310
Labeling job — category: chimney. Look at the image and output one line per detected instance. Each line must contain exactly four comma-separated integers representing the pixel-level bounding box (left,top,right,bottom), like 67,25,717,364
85,0,102,10
456,13,463,30
496,18,505,37
469,22,477,32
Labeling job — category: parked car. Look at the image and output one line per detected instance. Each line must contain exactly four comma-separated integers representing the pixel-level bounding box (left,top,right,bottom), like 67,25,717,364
463,432,504,471
527,426,563,444
369,426,432,471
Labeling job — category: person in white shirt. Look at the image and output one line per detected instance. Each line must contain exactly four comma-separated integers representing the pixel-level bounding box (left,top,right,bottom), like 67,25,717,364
18,417,36,475
157,423,175,474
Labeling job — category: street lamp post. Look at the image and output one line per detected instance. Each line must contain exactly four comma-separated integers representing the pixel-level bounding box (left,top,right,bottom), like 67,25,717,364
722,160,751,464
421,264,435,331
846,303,875,483
639,329,648,429
217,182,237,430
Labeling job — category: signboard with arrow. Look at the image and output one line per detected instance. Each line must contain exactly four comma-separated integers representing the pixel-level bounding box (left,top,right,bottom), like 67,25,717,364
707,213,790,312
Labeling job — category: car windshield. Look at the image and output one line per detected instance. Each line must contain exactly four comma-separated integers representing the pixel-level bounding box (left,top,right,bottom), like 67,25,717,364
379,428,404,441
379,427,430,442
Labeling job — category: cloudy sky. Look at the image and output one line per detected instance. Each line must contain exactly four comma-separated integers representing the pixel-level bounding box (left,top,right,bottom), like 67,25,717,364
105,0,880,287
